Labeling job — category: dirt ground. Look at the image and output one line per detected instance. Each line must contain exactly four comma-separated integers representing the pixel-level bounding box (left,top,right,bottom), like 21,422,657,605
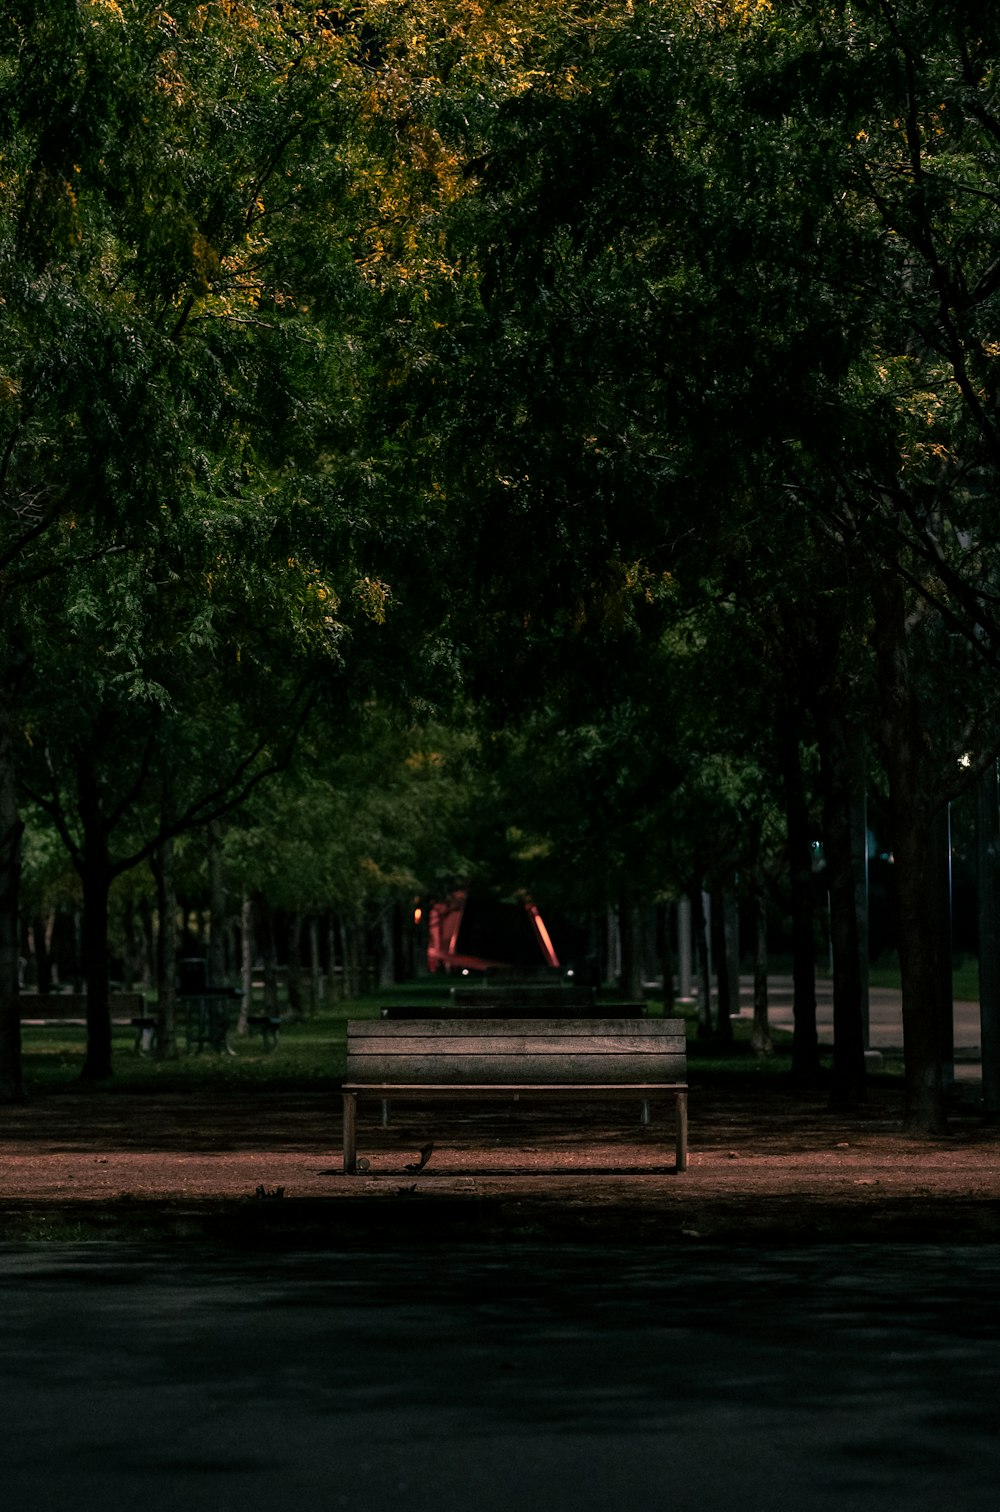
0,1076,998,1246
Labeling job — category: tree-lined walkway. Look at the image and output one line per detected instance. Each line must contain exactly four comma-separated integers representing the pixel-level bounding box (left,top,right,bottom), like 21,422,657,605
739,978,984,1070
1,1078,998,1245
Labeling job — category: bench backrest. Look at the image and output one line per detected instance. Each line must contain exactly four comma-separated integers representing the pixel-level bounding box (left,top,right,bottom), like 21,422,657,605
346,1017,687,1085
19,992,146,1021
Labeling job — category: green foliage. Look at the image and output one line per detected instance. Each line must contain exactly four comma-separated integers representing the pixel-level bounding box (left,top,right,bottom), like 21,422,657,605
221,706,479,912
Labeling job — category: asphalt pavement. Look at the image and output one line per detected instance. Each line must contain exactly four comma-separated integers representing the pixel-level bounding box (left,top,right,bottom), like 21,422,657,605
2,1240,999,1511
736,976,984,1078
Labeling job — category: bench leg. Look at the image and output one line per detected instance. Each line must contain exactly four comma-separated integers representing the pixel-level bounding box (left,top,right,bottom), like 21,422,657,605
343,1091,358,1175
676,1090,688,1172
639,1098,651,1125
380,1098,391,1128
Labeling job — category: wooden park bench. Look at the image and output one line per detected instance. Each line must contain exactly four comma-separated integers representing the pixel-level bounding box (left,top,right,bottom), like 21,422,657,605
19,992,156,1052
181,989,285,1052
342,1017,688,1174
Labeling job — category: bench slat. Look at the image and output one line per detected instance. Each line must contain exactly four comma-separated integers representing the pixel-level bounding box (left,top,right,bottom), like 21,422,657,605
348,1054,687,1083
356,1017,684,1038
350,1033,683,1055
343,1082,686,1096
348,1018,685,1084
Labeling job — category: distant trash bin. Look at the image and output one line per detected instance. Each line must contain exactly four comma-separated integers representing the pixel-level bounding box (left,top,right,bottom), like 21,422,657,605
180,958,208,994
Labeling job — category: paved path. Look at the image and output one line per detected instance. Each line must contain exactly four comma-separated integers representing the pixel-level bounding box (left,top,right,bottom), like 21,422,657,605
2,1241,999,1512
730,976,985,1083
747,975,982,1054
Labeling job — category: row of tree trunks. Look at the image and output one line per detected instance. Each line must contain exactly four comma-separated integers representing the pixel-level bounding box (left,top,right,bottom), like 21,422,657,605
153,837,180,1060
750,859,773,1056
0,682,26,1103
977,762,1000,1119
779,710,822,1085
813,696,867,1108
710,887,737,1047
873,577,948,1135
77,754,114,1083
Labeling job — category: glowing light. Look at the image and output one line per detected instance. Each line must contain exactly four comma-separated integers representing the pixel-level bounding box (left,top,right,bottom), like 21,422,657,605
528,906,560,969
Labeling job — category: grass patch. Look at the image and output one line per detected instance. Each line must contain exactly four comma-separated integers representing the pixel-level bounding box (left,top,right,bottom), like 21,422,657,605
868,956,980,1002
18,975,911,1099
19,996,378,1095
18,981,484,1094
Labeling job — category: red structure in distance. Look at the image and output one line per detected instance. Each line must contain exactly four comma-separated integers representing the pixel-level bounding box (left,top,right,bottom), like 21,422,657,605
426,889,561,976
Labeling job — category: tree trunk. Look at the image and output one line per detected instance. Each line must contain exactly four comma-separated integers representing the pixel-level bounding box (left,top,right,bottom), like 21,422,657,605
676,897,693,1000
80,847,114,1081
618,890,645,1001
691,886,713,1039
725,892,740,1020
977,760,1000,1118
152,838,180,1060
377,905,395,991
309,916,322,1014
849,747,871,1051
286,911,304,1019
814,700,867,1107
0,689,26,1103
72,750,116,1081
339,912,354,998
931,803,954,1091
239,894,252,1034
140,896,155,994
257,899,280,1015
31,912,53,992
660,902,676,1013
778,712,823,1085
874,577,947,1134
711,885,736,1046
207,821,227,989
888,794,948,1132
392,900,409,984
750,860,772,1055
327,914,340,1003
120,897,143,994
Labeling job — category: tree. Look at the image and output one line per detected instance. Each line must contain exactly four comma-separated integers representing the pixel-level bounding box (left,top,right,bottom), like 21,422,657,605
0,1,393,1092
421,0,1000,1131
719,0,1000,1129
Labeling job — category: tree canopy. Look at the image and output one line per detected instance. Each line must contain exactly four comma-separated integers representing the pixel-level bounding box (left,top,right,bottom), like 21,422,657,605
3,1,1000,1129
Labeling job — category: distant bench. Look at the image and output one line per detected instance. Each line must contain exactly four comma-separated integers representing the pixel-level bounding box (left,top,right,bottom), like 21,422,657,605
342,1017,688,1174
382,1002,648,1020
447,985,654,1013
180,990,285,1053
246,1012,286,1049
449,984,599,1008
385,985,647,1021
19,992,155,1051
